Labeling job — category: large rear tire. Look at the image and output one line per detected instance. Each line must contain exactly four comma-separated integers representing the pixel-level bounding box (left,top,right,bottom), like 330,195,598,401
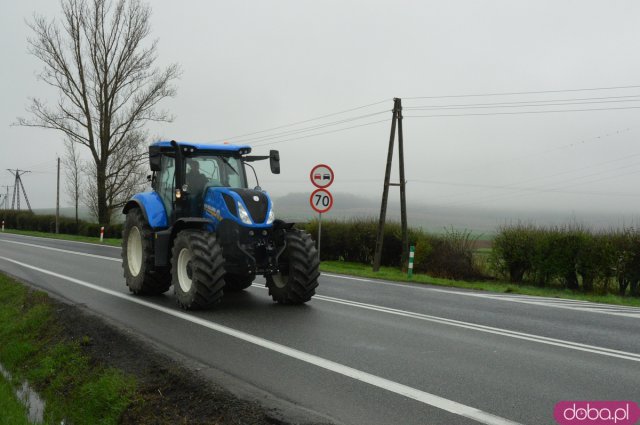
171,230,226,310
267,229,319,304
121,208,171,295
224,273,255,292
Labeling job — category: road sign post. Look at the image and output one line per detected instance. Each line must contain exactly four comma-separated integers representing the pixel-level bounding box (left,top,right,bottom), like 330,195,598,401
310,165,335,261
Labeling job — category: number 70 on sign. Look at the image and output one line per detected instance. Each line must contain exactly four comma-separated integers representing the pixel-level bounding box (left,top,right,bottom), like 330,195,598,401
310,188,333,214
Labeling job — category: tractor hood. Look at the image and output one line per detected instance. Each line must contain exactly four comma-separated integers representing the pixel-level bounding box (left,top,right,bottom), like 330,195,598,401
202,187,274,229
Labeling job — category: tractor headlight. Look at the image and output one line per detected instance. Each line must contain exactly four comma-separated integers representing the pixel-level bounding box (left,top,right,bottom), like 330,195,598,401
237,201,252,225
266,208,274,224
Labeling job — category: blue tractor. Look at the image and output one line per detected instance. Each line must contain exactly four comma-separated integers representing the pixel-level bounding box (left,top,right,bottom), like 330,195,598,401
121,140,319,309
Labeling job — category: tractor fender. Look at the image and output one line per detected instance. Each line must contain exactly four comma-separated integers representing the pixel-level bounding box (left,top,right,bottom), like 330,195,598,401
122,192,168,229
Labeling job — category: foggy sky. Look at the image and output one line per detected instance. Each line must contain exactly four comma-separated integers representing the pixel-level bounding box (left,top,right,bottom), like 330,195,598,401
2,0,640,222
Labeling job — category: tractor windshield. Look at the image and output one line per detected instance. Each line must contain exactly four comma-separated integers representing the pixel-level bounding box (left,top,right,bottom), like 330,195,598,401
185,154,247,190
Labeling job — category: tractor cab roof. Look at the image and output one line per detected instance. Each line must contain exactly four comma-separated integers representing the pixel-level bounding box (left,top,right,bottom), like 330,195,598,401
151,141,252,156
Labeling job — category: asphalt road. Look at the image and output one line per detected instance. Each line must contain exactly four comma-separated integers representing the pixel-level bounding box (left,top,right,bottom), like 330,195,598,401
1,232,639,425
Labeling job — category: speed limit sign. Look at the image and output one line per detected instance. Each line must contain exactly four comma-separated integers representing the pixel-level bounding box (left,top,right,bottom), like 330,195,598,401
310,188,333,214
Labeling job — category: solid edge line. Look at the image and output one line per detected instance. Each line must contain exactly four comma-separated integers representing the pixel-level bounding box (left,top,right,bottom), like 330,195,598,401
320,272,640,318
0,239,121,262
0,256,520,425
0,232,120,249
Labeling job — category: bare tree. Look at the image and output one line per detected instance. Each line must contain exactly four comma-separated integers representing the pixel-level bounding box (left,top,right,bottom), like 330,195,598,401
63,139,83,226
16,0,179,224
84,130,148,221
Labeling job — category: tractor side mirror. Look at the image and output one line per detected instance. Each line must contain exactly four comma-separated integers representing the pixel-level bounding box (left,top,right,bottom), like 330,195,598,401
149,146,161,171
270,150,280,174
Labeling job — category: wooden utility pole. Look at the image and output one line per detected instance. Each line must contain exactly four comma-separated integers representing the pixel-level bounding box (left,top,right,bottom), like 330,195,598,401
373,98,408,271
56,157,60,233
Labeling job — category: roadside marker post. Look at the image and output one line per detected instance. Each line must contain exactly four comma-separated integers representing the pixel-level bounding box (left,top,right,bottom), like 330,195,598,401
408,245,415,278
1,220,4,232
100,226,104,243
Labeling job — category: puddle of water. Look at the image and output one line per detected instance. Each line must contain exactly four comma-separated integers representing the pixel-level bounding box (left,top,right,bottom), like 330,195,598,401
0,362,46,424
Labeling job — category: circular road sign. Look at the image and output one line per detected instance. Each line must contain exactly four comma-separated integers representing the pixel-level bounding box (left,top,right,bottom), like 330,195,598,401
310,164,334,189
310,188,334,214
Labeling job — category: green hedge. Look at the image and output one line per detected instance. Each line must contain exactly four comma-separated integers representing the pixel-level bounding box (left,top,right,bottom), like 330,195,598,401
491,223,639,296
300,218,483,280
0,211,123,239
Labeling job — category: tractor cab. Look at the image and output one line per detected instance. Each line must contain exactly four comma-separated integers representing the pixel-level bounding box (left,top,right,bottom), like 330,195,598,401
148,141,279,223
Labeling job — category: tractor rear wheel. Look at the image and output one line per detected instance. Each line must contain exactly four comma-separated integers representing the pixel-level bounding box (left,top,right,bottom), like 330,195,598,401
171,230,226,309
224,273,255,292
121,208,171,295
267,229,319,304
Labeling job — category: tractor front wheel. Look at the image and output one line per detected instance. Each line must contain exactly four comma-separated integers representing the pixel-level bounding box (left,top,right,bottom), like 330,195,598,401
267,229,319,304
121,208,171,295
171,230,226,309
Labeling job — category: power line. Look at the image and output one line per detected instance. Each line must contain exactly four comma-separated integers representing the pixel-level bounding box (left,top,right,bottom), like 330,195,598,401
438,161,640,209
441,167,640,210
403,98,640,111
403,94,640,109
212,98,390,143
404,84,640,100
231,110,389,145
250,118,391,148
421,148,640,208
405,105,640,118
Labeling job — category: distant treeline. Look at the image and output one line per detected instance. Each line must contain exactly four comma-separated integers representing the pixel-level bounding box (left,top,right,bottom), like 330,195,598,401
1,211,123,239
491,223,640,297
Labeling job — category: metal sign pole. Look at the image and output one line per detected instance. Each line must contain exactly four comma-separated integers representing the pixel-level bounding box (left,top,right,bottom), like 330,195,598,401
318,212,322,261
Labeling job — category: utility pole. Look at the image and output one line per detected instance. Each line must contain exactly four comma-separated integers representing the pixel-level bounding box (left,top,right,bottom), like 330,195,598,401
56,157,61,233
373,98,408,272
7,169,33,212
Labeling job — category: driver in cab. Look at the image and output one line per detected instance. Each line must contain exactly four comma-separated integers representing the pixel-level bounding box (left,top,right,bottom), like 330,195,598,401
186,160,208,213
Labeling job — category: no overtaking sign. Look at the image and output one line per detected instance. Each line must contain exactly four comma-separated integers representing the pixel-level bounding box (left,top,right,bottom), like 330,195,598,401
310,164,334,189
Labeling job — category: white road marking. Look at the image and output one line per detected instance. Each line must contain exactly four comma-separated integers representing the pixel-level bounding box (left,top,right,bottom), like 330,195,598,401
0,238,121,262
0,256,520,425
321,273,640,319
0,232,120,249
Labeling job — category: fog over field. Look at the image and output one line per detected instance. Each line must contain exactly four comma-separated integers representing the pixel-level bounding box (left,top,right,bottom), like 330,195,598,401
36,191,640,236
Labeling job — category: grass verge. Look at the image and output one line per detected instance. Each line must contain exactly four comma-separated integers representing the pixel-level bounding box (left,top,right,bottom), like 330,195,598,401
320,260,640,307
0,273,135,425
0,229,121,247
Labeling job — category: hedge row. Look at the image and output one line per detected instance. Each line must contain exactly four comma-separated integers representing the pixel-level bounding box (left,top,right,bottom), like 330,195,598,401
491,223,640,296
301,218,483,280
0,211,123,239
